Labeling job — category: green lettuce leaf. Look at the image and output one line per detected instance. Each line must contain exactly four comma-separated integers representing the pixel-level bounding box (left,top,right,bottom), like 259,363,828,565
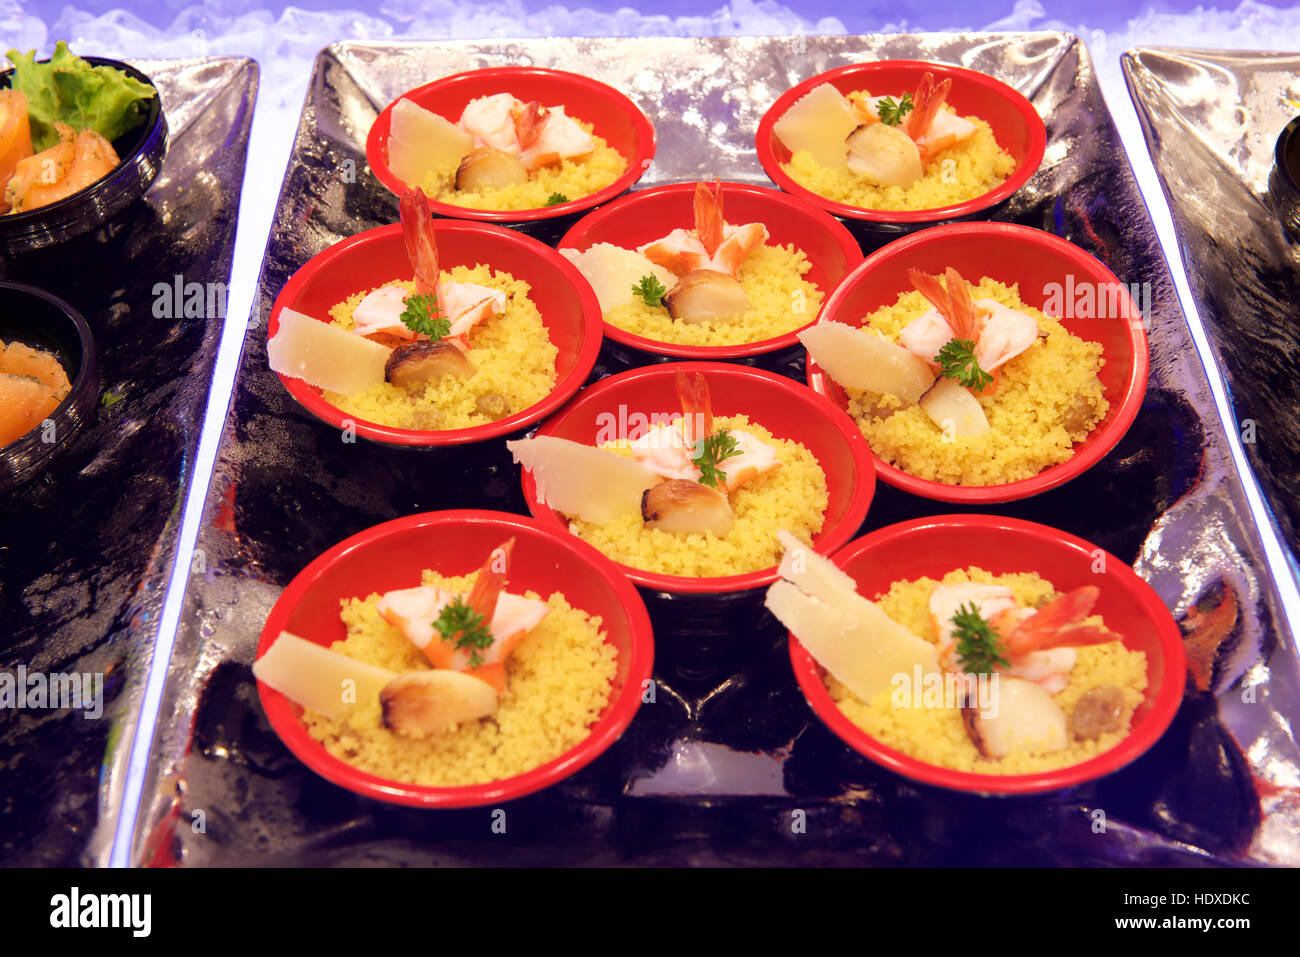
5,42,156,151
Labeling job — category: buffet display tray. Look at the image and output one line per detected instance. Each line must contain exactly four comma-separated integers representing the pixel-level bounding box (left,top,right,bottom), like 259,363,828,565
130,34,1298,866
0,56,258,866
1124,47,1300,561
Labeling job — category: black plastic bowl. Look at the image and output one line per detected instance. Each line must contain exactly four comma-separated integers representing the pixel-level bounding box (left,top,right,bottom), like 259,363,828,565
0,56,167,253
0,282,98,493
1269,115,1300,243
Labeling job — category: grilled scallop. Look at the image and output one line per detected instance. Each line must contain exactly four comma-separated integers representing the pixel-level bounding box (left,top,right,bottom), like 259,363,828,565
455,146,528,192
845,122,923,188
662,270,750,324
379,670,499,737
641,479,735,537
384,339,474,389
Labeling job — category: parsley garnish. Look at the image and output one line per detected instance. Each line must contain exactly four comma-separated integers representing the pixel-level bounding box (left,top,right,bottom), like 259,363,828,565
399,293,450,339
691,428,740,489
433,596,494,668
876,93,914,126
935,338,993,391
544,192,569,206
632,274,668,308
952,603,1010,675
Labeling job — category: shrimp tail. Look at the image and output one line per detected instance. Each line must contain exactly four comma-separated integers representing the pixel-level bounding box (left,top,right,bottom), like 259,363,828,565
942,267,983,341
906,266,980,341
466,537,516,628
399,187,441,301
694,178,725,259
675,369,714,447
510,100,546,151
1004,586,1114,656
905,71,952,142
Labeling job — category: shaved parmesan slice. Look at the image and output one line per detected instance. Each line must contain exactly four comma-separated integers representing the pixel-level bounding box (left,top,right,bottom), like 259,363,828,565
560,244,676,313
768,531,940,701
388,98,473,187
773,83,859,171
267,308,390,395
507,435,659,525
800,321,936,404
253,631,398,721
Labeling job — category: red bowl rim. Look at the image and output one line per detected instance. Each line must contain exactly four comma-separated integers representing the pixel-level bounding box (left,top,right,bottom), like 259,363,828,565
805,221,1151,503
365,66,657,223
755,59,1047,224
255,509,655,808
520,360,877,594
787,513,1187,795
268,219,604,447
556,181,864,359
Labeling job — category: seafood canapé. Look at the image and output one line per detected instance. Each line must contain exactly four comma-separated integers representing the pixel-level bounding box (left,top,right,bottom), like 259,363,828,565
383,91,627,211
2,43,156,214
254,538,618,787
561,180,825,347
268,188,558,431
801,266,1108,486
774,72,1016,211
508,370,828,578
766,536,1148,774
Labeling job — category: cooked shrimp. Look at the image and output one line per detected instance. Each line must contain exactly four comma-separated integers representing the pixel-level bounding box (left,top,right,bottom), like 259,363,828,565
376,538,549,692
931,582,1118,694
4,123,118,214
638,179,769,280
458,94,593,172
840,72,978,180
997,586,1119,657
352,189,504,346
626,370,781,495
929,582,1019,672
898,267,1039,381
904,72,978,165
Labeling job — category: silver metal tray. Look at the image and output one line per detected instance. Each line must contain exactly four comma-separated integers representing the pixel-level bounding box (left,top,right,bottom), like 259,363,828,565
0,55,259,867
129,34,1299,866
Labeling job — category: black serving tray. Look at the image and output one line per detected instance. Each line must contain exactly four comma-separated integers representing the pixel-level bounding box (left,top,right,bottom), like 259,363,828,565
129,35,1298,866
0,56,258,867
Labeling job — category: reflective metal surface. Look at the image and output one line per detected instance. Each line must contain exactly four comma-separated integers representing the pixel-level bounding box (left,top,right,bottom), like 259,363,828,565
1125,48,1300,557
134,34,1299,866
0,56,257,867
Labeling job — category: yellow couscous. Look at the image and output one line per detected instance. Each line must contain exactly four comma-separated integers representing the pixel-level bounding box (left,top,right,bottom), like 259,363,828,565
302,569,618,787
784,107,1015,211
844,276,1109,485
603,243,824,347
416,124,626,211
826,566,1148,775
324,267,558,431
570,415,828,577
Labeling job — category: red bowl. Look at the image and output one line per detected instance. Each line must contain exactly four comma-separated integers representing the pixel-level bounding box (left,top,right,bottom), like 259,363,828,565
788,515,1186,795
366,66,656,223
556,182,863,359
269,219,602,447
756,60,1046,225
806,221,1150,503
519,361,876,594
255,509,654,808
